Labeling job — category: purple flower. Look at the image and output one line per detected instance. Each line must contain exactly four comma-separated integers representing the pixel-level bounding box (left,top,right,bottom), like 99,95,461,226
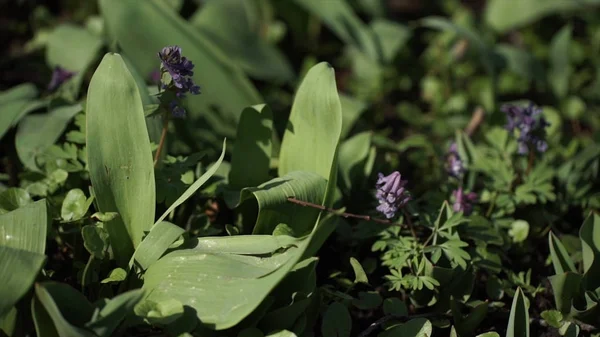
375,171,411,219
157,46,201,118
451,187,477,215
501,102,549,155
446,142,465,178
48,66,76,92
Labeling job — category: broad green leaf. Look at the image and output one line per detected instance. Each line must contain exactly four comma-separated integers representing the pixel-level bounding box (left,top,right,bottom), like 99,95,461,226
278,62,343,186
292,0,379,62
548,232,576,275
259,294,313,333
34,283,96,337
190,0,294,83
135,298,184,325
549,25,572,99
484,0,595,33
87,53,156,265
379,318,432,337
370,19,411,64
0,83,43,140
350,257,369,284
85,289,144,337
506,287,529,337
132,221,185,271
229,104,273,190
548,272,582,314
477,333,500,337
321,302,351,337
61,189,91,221
155,139,226,224
338,132,371,192
46,24,103,100
540,310,563,328
580,212,600,290
141,234,307,330
0,247,46,317
339,94,367,140
16,104,81,172
81,225,109,259
242,171,327,235
382,298,408,316
0,200,47,253
99,0,261,125
31,296,60,337
0,188,32,212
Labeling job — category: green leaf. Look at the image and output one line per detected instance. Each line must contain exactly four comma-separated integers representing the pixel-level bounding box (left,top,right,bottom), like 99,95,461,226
140,234,307,330
81,225,109,259
0,188,32,212
540,310,563,328
0,84,43,140
506,287,529,337
242,171,327,236
135,298,184,325
383,298,408,316
484,0,593,33
278,62,343,190
321,302,351,337
34,283,96,337
548,272,582,315
580,212,600,290
31,296,60,337
190,0,294,83
352,291,382,310
86,53,156,265
46,24,103,100
229,104,273,190
339,94,367,140
0,247,46,317
16,104,81,172
99,0,261,126
549,25,572,99
338,132,372,192
155,139,226,224
0,200,47,253
101,268,127,284
494,44,545,83
132,221,185,271
349,257,369,284
509,220,530,243
292,0,379,62
477,333,500,337
370,19,411,64
549,232,577,275
379,318,432,337
61,189,92,221
90,212,119,222
85,289,144,337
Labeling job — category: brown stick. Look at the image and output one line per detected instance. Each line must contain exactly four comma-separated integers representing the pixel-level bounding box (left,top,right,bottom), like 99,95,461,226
465,106,485,136
153,116,169,167
286,197,397,226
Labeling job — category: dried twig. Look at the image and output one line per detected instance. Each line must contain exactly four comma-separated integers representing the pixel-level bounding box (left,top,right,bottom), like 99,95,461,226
465,106,485,136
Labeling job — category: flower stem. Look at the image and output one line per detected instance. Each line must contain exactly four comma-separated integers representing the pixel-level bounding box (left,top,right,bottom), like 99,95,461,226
153,115,169,167
286,197,398,226
526,149,535,176
402,208,417,238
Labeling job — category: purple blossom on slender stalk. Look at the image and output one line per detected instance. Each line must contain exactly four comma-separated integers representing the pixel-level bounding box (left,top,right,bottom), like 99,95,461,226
451,187,477,215
375,171,411,219
48,66,76,92
501,102,549,155
446,142,465,178
157,45,201,118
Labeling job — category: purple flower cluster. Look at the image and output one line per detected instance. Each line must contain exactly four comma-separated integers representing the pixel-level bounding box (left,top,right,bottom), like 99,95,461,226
451,187,477,215
48,66,76,92
158,46,200,117
501,102,549,155
446,142,465,178
375,171,411,219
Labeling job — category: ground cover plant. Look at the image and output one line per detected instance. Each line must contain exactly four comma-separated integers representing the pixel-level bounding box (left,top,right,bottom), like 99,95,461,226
1,0,599,336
